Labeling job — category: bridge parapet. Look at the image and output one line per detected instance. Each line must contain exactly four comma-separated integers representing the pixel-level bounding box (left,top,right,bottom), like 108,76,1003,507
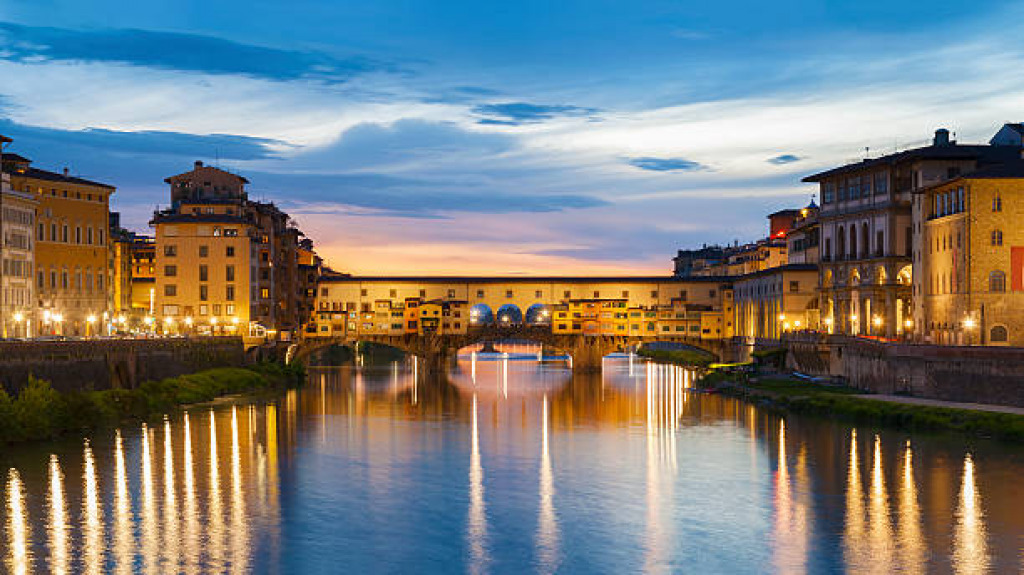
288,328,723,372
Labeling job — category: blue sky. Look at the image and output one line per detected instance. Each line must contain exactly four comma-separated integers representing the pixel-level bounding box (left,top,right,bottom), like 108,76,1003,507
1,0,1022,274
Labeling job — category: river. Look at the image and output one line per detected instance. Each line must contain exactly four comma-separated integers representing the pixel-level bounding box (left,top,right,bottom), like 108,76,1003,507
2,348,1024,573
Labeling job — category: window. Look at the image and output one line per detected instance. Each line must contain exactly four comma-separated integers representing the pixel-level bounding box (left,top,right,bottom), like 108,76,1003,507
37,270,44,289
477,289,485,298
199,245,209,257
593,291,600,298
789,281,799,292
506,290,514,298
321,288,329,297
876,230,884,257
651,290,658,298
991,230,1003,246
621,290,629,298
200,285,209,301
564,290,571,298
165,285,177,297
37,223,44,241
390,289,398,297
679,290,687,300
75,226,81,244
535,290,543,299
199,265,209,282
199,305,209,316
164,245,177,257
990,326,1009,343
226,246,235,257
226,304,235,316
223,228,238,237
419,289,426,297
162,305,179,316
62,225,68,243
448,289,457,298
87,227,93,245
164,265,177,277
225,265,235,282
98,229,104,245
989,270,1006,293
261,288,270,299
361,289,368,297
993,195,1002,212
226,285,235,301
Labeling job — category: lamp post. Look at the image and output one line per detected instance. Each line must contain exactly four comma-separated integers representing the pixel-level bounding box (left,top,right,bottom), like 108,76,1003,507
184,316,194,336
963,316,977,346
872,315,883,337
86,314,97,338
210,316,219,336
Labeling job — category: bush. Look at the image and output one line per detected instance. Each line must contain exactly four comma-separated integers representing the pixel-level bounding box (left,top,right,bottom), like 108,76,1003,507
0,361,300,445
13,376,65,440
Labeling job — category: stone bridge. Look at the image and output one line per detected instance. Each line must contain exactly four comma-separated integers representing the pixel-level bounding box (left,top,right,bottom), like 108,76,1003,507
287,326,724,372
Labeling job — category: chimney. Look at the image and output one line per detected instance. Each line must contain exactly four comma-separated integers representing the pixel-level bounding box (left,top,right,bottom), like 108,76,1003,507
933,128,951,147
194,160,204,169
63,167,69,177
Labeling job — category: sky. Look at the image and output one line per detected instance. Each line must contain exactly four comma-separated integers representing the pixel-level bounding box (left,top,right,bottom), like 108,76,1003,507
1,0,1023,275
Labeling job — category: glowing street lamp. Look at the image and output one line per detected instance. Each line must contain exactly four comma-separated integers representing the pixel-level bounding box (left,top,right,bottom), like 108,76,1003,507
86,314,97,337
184,316,194,327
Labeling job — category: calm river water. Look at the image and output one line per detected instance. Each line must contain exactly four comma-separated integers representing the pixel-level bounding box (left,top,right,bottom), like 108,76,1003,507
3,350,1024,573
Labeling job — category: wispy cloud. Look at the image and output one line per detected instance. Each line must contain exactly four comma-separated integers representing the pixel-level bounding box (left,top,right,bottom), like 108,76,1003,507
767,153,802,165
0,119,286,160
472,102,599,125
627,157,706,172
0,22,397,83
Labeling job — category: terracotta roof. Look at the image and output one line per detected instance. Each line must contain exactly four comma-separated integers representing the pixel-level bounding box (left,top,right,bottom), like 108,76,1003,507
802,144,1021,182
4,165,115,190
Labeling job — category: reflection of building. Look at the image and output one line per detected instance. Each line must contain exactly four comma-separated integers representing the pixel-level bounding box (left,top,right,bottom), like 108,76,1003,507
3,149,115,336
0,134,37,337
917,162,1024,345
806,127,1021,338
733,264,819,340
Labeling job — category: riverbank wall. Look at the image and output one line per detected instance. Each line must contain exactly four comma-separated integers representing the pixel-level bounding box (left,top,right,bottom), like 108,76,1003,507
780,334,1024,407
0,337,246,395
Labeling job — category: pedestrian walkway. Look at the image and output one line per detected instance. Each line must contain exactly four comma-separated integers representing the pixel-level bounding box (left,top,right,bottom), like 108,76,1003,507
861,394,1024,416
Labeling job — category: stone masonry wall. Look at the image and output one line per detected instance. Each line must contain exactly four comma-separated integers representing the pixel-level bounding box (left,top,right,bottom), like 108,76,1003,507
0,337,246,395
785,334,1024,407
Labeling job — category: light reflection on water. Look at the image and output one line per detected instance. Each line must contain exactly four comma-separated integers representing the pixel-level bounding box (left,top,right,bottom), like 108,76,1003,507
0,354,1023,572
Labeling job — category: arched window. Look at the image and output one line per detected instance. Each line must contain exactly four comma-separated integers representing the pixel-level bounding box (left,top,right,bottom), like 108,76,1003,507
993,195,1002,212
992,230,1003,246
861,223,869,258
837,227,846,260
990,270,1006,293
849,226,857,259
991,326,1009,343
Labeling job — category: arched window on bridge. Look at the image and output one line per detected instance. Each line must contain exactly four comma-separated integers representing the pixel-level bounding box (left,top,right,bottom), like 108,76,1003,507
525,303,552,326
496,304,523,325
469,304,494,326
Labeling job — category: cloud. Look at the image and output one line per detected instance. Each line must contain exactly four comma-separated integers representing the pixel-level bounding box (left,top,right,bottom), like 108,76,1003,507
0,119,285,160
627,157,707,172
0,22,396,83
767,153,802,165
254,171,609,217
472,102,599,125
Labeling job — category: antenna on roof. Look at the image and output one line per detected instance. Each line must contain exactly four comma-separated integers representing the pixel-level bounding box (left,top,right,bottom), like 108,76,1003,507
864,146,870,159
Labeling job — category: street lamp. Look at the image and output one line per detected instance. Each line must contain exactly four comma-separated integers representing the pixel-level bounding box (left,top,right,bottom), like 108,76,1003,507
86,314,97,337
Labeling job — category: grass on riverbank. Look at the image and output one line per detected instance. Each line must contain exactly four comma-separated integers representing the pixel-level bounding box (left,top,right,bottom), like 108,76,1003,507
637,347,716,368
0,362,305,444
699,372,1024,442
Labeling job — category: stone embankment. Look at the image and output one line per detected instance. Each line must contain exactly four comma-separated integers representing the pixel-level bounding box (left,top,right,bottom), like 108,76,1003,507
0,337,245,395
781,334,1024,407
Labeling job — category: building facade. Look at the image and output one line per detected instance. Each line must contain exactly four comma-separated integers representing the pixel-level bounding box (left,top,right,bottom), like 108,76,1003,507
732,264,819,341
917,162,1024,345
313,277,735,340
2,152,114,336
805,128,1021,339
152,161,305,339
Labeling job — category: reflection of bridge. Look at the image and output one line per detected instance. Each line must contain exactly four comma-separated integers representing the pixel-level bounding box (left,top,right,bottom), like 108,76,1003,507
288,326,723,371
